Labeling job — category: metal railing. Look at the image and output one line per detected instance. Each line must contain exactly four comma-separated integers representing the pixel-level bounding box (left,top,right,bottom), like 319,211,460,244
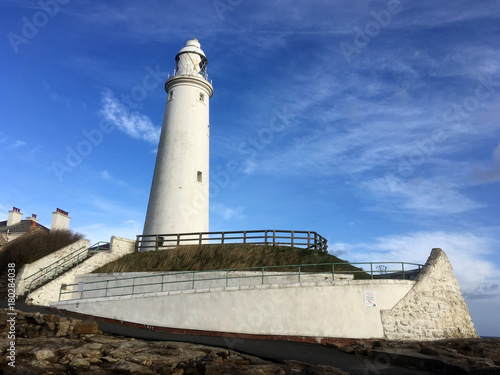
167,69,212,85
137,229,328,252
25,242,109,294
58,261,423,302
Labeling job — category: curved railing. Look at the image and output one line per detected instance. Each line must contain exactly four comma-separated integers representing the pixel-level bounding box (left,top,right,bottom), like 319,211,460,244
137,229,328,252
58,261,423,302
167,69,212,85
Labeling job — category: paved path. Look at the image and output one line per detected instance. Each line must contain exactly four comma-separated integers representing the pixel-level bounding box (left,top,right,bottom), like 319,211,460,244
3,301,439,374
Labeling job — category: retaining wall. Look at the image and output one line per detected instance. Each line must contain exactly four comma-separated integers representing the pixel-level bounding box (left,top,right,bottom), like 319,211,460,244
16,239,90,296
51,248,479,341
26,236,135,306
53,279,414,339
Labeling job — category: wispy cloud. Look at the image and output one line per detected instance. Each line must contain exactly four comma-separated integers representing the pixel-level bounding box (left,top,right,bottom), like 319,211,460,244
99,89,160,144
361,175,483,215
211,203,245,221
100,170,141,194
9,140,27,149
43,82,72,107
463,283,500,300
332,230,499,294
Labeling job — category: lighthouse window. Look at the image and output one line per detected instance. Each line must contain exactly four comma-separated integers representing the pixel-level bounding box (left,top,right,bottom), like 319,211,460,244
168,90,174,101
197,171,203,182
199,92,205,102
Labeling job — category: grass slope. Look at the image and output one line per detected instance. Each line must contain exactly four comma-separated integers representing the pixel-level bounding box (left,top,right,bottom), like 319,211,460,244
93,244,370,279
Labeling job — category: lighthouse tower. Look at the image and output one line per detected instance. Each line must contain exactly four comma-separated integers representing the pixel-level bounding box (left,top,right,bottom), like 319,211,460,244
143,39,213,238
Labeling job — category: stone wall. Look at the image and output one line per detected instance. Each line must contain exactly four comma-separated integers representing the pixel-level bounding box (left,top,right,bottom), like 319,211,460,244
0,308,98,339
380,248,478,341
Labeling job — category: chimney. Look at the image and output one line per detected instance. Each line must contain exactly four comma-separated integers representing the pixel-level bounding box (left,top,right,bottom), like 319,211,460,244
51,208,71,231
7,207,23,226
26,213,39,223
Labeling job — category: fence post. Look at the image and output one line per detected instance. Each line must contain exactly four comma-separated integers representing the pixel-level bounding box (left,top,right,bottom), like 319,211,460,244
161,274,165,292
291,231,294,248
132,278,135,295
105,280,109,297
222,232,225,244
402,262,405,279
199,233,202,245
226,269,229,287
243,231,247,244
261,267,264,285
264,230,268,245
298,265,301,283
332,263,335,281
176,233,180,246
193,272,196,289
272,230,276,246
307,232,311,249
370,263,374,280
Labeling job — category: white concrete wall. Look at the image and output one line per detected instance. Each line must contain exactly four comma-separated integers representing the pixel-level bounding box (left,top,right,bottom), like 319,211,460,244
16,239,90,296
26,236,135,306
61,271,354,301
53,279,414,339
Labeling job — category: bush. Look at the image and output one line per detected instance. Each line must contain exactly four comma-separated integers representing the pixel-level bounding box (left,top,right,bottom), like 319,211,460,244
0,229,85,273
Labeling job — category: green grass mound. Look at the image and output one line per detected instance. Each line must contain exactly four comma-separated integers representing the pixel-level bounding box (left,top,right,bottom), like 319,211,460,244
93,244,371,279
0,229,85,273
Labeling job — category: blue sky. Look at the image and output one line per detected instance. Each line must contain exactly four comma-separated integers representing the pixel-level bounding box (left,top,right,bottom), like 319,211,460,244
1,0,499,336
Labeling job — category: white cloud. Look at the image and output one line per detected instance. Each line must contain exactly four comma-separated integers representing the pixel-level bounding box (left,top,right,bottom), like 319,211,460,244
211,203,245,221
99,89,160,144
362,175,483,215
332,231,499,294
9,140,27,149
73,219,142,244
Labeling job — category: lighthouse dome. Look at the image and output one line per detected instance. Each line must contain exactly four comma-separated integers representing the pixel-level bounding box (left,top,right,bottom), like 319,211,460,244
177,39,207,59
174,39,208,78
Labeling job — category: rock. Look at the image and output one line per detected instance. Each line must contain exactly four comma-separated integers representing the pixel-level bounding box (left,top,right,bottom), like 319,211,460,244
34,348,58,363
421,345,441,356
205,363,286,374
73,320,99,335
111,359,157,374
69,356,91,367
102,355,119,363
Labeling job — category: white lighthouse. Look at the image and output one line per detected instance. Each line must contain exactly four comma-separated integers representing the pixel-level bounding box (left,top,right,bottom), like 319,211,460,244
142,39,213,239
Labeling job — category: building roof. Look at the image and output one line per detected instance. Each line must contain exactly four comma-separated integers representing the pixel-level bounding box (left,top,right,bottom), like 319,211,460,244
0,220,50,234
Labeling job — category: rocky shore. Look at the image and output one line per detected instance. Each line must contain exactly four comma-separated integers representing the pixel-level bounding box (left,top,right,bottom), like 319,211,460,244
2,308,500,374
324,338,500,374
1,309,348,374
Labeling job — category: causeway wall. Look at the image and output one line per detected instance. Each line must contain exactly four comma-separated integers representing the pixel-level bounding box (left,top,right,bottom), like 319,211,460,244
51,248,478,341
